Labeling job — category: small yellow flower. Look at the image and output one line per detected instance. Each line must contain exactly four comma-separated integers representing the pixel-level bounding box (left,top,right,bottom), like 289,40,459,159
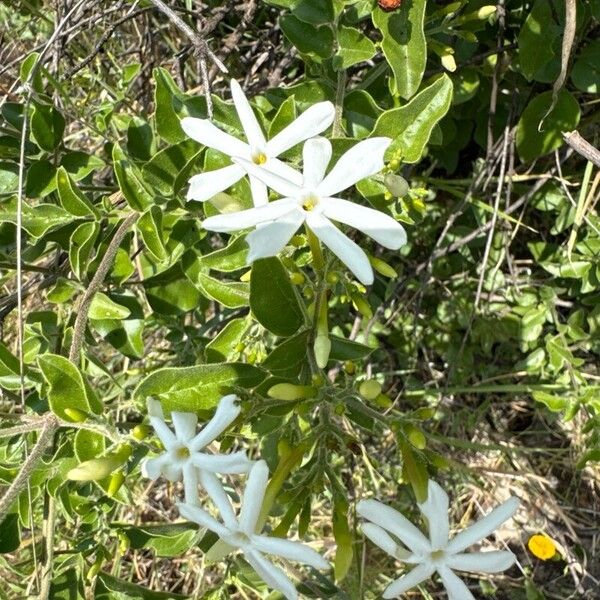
528,534,557,560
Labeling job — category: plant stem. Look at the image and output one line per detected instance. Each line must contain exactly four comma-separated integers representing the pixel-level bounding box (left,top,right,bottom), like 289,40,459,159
332,69,347,138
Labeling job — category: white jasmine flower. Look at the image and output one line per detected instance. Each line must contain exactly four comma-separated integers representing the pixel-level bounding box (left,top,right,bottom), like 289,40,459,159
201,136,407,285
182,79,335,206
357,480,519,599
179,460,329,600
141,394,252,504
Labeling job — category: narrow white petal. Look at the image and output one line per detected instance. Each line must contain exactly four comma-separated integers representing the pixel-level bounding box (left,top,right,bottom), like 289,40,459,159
171,412,198,442
267,101,335,157
268,158,305,187
246,550,298,600
192,450,253,474
190,394,241,450
141,455,167,480
306,213,374,285
178,502,230,539
246,211,305,263
239,460,269,534
357,499,430,555
362,523,411,560
322,197,407,250
418,480,449,551
187,164,245,202
149,416,177,449
182,462,199,505
446,551,516,574
446,497,520,554
382,563,435,599
317,137,392,197
198,470,238,529
250,176,269,207
181,117,248,156
162,463,183,482
437,566,476,600
146,397,164,419
252,536,329,569
302,137,332,189
202,199,297,233
233,157,302,198
230,79,266,149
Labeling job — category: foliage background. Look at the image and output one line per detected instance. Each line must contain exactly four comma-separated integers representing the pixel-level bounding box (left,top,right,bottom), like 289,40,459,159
0,0,599,599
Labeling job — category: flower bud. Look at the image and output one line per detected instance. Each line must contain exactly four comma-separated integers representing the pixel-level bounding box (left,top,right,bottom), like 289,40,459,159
240,269,251,282
326,272,340,285
289,272,305,285
368,256,397,278
63,407,88,423
405,423,427,449
107,471,125,497
234,341,246,353
303,287,314,300
351,294,373,319
477,5,497,19
374,393,393,409
314,334,331,369
359,379,382,400
384,173,409,198
131,424,150,441
267,383,316,401
389,158,400,170
344,361,356,375
311,373,325,386
334,402,345,415
441,53,457,72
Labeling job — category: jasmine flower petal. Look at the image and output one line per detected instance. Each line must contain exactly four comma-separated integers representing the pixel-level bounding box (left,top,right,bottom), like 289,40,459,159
437,565,476,600
382,563,435,599
178,502,231,539
189,394,241,450
187,164,245,202
198,470,238,529
418,480,450,552
246,211,305,263
252,536,329,570
302,137,332,189
202,199,298,232
171,411,198,443
230,79,266,149
446,550,516,573
239,460,269,534
246,550,298,600
181,117,248,157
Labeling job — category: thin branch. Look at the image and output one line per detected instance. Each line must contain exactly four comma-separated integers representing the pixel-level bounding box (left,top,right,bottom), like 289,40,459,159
0,415,58,521
69,211,139,363
562,130,600,168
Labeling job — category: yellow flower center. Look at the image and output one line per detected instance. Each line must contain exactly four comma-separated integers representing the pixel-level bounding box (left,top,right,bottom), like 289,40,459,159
302,193,319,212
528,534,557,560
252,152,267,165
430,549,445,561
175,446,190,459
231,531,251,545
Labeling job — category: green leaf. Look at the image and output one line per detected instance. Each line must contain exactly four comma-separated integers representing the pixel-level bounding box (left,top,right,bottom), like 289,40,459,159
201,235,249,272
372,0,426,99
400,440,428,502
153,67,188,144
74,429,107,462
0,197,75,239
142,140,201,197
96,572,188,600
263,331,310,380
280,15,335,62
30,102,65,152
517,0,560,81
89,293,131,320
134,363,266,412
332,500,353,582
541,260,591,279
516,90,580,163
206,318,250,362
56,166,98,217
334,26,376,69
0,341,25,390
144,264,203,315
268,96,297,140
69,222,99,280
127,116,154,161
532,391,569,412
250,257,305,337
0,512,20,553
372,75,453,163
0,161,18,193
571,40,600,93
329,336,373,361
292,0,335,24
137,206,167,262
37,354,102,420
117,523,199,558
112,144,154,210
25,160,57,197
196,272,250,308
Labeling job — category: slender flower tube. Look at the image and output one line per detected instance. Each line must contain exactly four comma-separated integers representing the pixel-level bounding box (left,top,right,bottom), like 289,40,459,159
357,480,519,599
201,136,407,285
179,460,329,600
182,79,335,205
141,395,252,504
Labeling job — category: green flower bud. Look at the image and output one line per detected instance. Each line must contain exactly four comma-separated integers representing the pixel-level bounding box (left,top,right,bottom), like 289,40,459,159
268,383,316,401
351,294,373,319
234,342,246,353
477,5,497,19
344,361,356,375
369,256,398,278
311,373,325,386
334,402,345,415
384,173,409,198
303,287,314,300
291,234,305,247
290,272,305,285
359,379,382,400
131,424,150,441
389,158,400,170
314,334,331,369
405,423,427,450
374,393,393,408
326,272,340,285
63,408,88,423
107,471,125,497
